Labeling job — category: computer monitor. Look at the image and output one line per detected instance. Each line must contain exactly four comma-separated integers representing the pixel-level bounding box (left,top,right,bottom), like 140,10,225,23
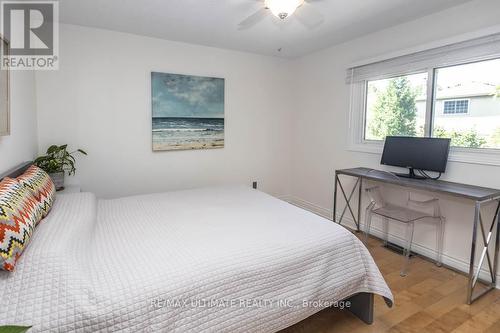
381,136,451,179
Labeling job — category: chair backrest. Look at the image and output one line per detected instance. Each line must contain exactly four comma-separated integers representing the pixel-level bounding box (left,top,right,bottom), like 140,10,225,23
364,169,441,217
365,186,386,208
364,169,402,208
407,197,441,217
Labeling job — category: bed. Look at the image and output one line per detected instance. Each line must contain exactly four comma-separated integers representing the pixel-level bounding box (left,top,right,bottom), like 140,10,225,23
0,163,393,332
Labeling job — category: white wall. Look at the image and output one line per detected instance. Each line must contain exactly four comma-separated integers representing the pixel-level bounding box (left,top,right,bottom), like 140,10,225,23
0,69,38,173
34,0,500,281
288,0,500,281
35,24,293,198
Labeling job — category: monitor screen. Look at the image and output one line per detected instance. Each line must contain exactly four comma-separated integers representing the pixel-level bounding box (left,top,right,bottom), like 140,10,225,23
381,136,451,173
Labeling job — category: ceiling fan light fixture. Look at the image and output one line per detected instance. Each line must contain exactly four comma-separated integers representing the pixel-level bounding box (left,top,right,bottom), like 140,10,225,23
265,0,304,20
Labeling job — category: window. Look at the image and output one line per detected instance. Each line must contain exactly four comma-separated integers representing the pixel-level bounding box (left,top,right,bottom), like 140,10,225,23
348,33,500,164
358,58,500,149
443,100,469,114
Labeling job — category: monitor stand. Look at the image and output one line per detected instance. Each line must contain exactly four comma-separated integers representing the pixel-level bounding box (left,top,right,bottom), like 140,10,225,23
394,168,426,180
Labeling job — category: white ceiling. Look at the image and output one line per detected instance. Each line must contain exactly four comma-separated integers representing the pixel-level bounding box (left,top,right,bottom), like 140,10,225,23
59,0,472,58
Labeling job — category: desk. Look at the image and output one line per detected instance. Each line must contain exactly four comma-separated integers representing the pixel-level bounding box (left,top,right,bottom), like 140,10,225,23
333,167,500,304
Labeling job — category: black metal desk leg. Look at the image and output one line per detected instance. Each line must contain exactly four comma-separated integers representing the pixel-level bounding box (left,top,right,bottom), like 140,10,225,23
466,200,500,304
466,201,480,304
338,178,360,226
333,173,338,222
334,174,362,230
493,201,500,287
357,178,362,232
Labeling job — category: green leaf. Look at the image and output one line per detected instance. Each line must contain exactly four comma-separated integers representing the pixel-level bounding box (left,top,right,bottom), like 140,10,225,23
0,326,32,333
33,156,47,164
46,145,59,155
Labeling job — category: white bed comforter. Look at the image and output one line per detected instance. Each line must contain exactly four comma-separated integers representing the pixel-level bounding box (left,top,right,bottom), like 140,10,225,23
0,186,393,332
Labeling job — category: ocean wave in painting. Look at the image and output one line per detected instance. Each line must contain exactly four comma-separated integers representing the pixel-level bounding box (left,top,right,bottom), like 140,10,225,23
152,117,224,151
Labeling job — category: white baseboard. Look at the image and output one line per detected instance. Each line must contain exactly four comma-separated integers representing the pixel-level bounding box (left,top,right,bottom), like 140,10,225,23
280,195,500,289
278,195,332,220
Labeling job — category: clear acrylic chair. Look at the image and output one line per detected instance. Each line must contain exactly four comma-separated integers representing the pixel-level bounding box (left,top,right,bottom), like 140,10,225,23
363,170,445,277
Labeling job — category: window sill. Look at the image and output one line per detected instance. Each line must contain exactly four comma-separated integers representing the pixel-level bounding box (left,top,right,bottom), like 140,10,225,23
347,141,500,167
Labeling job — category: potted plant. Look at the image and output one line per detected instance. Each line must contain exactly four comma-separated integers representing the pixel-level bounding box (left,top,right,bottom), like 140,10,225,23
34,145,87,191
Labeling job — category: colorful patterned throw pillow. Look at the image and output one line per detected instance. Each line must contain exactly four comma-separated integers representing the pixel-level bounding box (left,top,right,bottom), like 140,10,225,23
17,165,56,219
0,178,41,271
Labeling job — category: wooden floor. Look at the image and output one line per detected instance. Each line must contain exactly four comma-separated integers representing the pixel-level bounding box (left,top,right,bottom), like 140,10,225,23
280,235,500,333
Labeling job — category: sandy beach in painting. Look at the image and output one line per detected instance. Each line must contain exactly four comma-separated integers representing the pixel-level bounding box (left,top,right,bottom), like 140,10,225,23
153,140,224,151
152,117,224,151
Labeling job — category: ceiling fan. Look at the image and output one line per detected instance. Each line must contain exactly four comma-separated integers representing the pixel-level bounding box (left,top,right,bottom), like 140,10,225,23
238,0,324,30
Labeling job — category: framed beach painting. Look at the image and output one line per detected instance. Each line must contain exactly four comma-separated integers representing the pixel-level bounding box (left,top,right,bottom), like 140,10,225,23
151,72,225,151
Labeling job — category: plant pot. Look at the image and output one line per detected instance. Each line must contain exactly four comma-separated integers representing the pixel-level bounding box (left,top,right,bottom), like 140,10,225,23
49,172,65,191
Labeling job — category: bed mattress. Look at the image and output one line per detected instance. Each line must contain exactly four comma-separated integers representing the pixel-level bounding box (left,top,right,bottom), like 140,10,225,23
0,186,392,332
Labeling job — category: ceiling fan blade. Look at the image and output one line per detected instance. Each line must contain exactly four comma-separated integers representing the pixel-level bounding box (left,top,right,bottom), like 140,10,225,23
238,8,269,30
295,2,324,29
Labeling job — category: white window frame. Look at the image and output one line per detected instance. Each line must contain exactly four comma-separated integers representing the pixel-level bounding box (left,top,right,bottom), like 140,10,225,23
347,33,500,167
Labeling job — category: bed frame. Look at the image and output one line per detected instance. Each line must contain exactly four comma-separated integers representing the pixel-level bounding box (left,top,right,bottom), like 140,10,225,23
345,293,375,324
2,162,387,326
0,161,32,180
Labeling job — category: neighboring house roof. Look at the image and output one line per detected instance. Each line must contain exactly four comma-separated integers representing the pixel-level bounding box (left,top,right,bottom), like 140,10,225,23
436,81,497,99
416,82,497,101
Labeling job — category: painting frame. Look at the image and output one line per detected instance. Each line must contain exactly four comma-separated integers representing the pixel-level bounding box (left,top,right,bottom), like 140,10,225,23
151,71,225,152
0,34,10,137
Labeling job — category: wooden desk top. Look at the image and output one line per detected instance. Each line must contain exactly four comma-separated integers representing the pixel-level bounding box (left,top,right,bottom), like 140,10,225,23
336,167,500,202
